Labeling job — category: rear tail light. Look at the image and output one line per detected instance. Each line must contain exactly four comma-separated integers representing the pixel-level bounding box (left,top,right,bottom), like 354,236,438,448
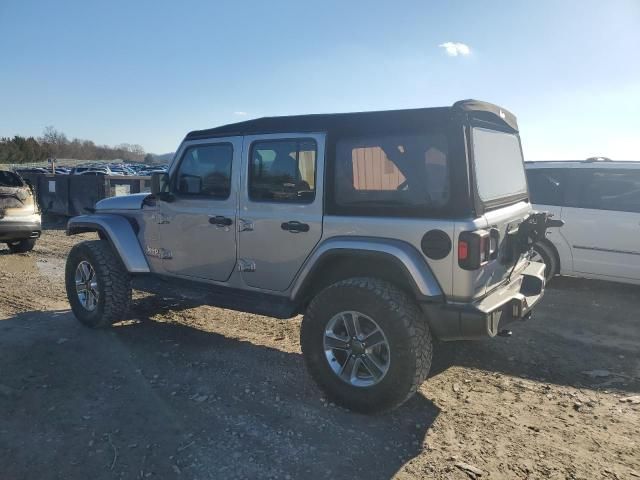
458,240,469,261
458,229,500,270
489,228,500,258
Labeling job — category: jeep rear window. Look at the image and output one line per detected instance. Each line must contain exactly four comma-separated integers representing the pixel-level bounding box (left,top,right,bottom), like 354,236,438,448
472,127,527,203
334,133,449,213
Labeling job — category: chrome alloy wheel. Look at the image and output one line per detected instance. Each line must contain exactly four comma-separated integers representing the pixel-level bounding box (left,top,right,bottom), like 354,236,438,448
75,260,99,311
323,311,391,387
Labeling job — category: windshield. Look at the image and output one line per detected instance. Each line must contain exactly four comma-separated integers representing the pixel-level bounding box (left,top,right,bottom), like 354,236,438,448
472,127,527,203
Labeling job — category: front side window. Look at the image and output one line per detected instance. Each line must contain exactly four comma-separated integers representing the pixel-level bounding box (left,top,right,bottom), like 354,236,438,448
472,127,527,204
175,143,233,199
335,133,449,214
249,139,316,203
572,169,640,213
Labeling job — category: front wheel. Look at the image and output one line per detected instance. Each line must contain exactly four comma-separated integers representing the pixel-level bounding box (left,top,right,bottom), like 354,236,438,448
65,240,132,328
300,277,432,414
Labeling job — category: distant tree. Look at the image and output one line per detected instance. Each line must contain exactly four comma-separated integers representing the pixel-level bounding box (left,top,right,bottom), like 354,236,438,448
41,126,68,157
0,127,146,164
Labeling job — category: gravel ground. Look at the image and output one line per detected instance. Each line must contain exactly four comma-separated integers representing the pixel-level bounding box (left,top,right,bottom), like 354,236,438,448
0,217,639,480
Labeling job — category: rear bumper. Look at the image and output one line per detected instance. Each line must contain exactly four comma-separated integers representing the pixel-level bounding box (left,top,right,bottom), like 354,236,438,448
423,261,546,341
0,216,42,241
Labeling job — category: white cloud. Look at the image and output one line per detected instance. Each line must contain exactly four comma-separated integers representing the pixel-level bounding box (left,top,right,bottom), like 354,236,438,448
439,42,471,57
233,111,248,116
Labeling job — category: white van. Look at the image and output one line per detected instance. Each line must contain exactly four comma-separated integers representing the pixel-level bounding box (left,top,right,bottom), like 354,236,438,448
526,158,640,285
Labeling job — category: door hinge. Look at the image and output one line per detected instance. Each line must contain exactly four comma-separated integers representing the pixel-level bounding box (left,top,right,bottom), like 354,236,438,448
238,218,254,232
237,258,256,272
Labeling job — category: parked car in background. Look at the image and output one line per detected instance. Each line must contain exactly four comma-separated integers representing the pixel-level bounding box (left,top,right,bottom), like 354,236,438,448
77,170,108,176
70,166,113,175
11,164,162,178
138,166,168,176
0,170,41,252
15,167,48,175
526,158,640,285
70,166,90,175
108,165,135,176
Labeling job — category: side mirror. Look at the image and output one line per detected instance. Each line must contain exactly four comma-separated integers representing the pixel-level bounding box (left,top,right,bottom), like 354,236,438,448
150,172,169,195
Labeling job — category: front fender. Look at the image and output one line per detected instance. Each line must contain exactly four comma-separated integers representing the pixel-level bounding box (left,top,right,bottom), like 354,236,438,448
290,236,443,301
95,193,151,211
67,214,150,273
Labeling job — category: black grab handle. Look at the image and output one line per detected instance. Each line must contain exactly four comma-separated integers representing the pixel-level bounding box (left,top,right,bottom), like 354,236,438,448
209,216,233,226
281,221,310,233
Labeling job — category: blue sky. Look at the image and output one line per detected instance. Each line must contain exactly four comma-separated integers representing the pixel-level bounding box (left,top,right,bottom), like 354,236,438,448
1,0,638,159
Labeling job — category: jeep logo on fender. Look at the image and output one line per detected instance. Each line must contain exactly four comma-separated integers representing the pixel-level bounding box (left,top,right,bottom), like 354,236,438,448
145,246,172,259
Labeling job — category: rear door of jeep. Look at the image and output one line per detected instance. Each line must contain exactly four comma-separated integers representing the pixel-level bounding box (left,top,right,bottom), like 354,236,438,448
237,133,325,291
453,111,533,300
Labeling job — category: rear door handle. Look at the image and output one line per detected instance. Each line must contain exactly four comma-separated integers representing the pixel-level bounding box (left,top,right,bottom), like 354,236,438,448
209,215,233,227
281,221,310,233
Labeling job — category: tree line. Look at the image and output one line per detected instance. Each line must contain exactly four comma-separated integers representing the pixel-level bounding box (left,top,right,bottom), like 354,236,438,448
0,126,148,164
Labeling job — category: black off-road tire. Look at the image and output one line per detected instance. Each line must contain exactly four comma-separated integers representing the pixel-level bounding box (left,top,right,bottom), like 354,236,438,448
65,240,131,328
532,241,558,283
300,277,432,414
7,238,36,253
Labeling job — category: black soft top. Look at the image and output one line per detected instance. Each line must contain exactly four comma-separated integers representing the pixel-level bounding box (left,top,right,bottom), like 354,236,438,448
185,99,518,140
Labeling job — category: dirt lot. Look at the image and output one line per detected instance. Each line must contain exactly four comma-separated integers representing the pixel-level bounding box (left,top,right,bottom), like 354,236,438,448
1,218,639,480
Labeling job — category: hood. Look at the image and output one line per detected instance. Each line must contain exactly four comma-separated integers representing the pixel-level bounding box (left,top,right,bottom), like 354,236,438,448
95,193,151,211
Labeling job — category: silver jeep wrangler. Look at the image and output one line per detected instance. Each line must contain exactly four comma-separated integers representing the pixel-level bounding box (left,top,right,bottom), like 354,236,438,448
65,100,560,413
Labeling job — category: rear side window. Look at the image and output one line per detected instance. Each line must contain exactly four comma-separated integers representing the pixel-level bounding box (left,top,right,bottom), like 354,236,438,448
175,143,233,199
249,139,317,203
334,133,449,215
570,169,640,213
526,168,566,206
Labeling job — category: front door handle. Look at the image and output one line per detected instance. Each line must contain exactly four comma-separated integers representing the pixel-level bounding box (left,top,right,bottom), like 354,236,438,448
209,215,233,227
281,220,310,233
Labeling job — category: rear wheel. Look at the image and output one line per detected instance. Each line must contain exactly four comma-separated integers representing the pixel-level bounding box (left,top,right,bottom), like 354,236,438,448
300,277,432,414
531,241,558,283
65,240,131,328
7,238,36,253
